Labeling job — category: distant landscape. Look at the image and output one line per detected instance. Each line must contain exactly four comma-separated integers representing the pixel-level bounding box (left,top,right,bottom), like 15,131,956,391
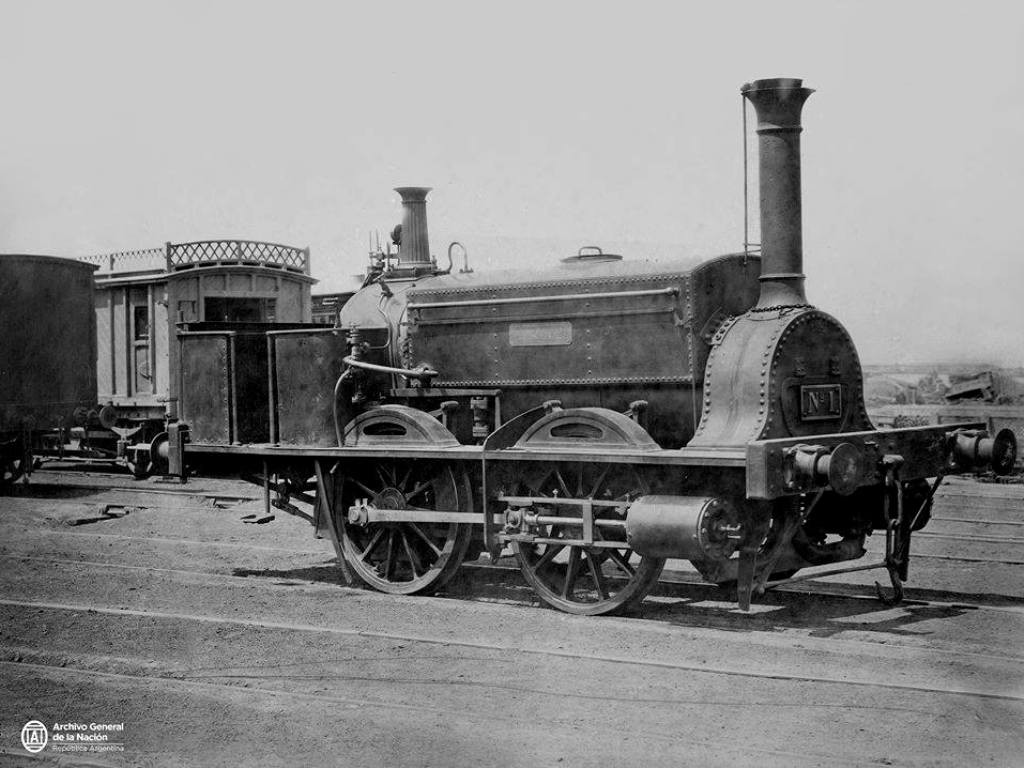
864,363,1024,468
863,364,1024,407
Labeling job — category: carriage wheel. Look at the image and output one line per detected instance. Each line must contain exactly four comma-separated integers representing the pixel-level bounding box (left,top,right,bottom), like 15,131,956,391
512,462,665,616
1,457,24,486
1,435,26,487
125,457,150,479
337,461,472,595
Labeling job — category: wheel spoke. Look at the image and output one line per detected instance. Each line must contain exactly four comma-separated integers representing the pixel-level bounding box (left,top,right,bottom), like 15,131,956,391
359,528,386,562
377,465,396,489
397,464,414,493
586,553,610,600
554,469,572,499
383,530,398,580
405,480,432,503
562,547,582,598
589,466,609,499
531,543,566,574
526,469,554,498
606,549,636,578
400,529,424,577
407,522,443,557
352,478,378,498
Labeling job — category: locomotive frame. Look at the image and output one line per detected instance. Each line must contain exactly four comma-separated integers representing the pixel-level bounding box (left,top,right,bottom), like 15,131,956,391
163,78,1016,616
169,402,1004,613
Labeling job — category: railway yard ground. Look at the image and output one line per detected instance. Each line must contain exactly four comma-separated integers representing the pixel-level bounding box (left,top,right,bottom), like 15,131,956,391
0,466,1022,767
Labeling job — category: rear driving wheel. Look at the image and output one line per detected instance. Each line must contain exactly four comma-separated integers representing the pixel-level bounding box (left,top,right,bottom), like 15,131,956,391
338,460,472,595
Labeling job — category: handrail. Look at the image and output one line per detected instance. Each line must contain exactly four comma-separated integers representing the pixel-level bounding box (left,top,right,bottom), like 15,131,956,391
342,356,438,380
409,286,678,311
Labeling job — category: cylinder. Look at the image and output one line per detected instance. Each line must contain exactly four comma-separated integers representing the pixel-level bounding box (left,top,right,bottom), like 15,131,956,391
394,186,432,266
741,78,814,308
625,495,744,561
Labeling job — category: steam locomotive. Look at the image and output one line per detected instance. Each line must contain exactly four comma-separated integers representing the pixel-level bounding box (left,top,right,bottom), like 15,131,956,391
164,77,1015,615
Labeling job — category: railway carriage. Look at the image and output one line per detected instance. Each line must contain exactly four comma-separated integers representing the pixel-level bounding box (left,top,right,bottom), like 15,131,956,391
311,292,357,325
79,240,316,474
160,78,1015,614
0,254,98,484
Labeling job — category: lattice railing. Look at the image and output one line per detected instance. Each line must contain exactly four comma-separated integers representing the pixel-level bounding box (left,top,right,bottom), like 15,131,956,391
79,247,166,274
81,240,310,275
167,240,309,274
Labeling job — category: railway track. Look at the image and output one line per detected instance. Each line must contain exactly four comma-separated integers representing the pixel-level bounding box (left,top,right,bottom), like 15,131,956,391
3,597,1020,704
6,471,1024,580
2,521,1023,626
0,661,887,768
3,541,1023,616
5,470,1023,608
2,524,1021,669
2,580,1022,765
11,468,259,503
4,469,1024,596
3,471,1022,766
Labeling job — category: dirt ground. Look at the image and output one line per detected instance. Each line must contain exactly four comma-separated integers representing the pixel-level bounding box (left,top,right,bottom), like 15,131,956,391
0,469,1022,767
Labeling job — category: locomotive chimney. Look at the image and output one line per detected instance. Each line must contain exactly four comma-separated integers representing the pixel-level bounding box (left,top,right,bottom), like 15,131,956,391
741,78,814,308
394,186,432,266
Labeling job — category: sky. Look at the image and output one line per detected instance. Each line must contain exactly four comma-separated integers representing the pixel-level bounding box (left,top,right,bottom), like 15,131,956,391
2,0,1022,366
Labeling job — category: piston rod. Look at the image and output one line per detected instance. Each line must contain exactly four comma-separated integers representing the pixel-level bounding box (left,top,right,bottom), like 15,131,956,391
519,514,627,529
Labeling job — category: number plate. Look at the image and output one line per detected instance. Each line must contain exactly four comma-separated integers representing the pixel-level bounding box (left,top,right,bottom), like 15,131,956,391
800,384,842,421
508,321,573,347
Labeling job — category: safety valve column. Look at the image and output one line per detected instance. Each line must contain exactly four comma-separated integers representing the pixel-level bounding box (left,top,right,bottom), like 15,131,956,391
394,186,432,266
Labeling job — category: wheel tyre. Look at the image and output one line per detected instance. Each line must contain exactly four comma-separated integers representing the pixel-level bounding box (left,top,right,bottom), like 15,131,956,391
127,459,151,479
337,462,472,595
514,541,666,616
